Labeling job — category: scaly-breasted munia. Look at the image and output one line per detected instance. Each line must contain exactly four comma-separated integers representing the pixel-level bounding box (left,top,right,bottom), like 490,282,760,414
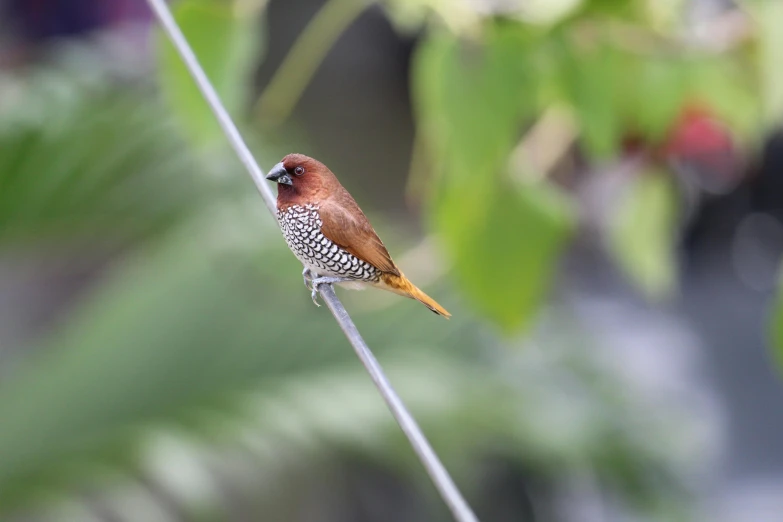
265,153,450,318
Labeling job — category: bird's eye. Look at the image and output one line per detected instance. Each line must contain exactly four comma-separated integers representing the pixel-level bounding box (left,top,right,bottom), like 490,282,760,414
294,166,305,175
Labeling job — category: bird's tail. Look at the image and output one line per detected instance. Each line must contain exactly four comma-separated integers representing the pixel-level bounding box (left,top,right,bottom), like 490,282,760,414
378,272,451,318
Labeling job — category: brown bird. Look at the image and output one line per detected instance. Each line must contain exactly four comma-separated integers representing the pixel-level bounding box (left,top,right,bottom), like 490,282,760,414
265,153,450,318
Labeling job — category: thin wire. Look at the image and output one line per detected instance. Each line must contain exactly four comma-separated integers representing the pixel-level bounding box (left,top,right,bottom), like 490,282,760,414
151,0,277,216
145,1,479,521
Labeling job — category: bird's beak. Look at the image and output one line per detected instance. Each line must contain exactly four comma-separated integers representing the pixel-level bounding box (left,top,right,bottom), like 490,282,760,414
266,162,293,186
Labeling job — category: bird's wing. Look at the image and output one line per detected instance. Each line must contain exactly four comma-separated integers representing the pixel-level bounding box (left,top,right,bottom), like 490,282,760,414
319,190,400,275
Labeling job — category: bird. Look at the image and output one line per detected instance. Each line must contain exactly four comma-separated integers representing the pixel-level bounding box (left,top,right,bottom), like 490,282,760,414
265,153,451,318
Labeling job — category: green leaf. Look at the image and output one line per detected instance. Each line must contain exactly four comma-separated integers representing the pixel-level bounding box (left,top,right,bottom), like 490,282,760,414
644,0,687,31
558,40,628,158
578,0,640,19
631,53,759,146
607,170,679,300
513,0,585,25
751,0,783,129
630,58,688,142
435,180,575,334
412,24,576,333
684,58,760,141
156,0,263,147
413,24,536,180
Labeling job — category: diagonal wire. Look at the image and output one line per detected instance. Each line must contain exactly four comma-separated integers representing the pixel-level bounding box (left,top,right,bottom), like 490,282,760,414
145,1,479,521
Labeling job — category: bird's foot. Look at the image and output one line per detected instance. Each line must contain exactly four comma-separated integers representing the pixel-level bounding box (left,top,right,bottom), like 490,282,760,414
302,267,314,291
310,276,354,307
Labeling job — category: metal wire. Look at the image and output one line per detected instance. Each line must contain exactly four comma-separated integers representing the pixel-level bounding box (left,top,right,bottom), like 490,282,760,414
145,1,479,520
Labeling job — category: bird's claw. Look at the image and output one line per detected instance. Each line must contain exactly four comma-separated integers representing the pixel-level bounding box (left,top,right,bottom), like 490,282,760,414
309,276,353,308
302,267,314,291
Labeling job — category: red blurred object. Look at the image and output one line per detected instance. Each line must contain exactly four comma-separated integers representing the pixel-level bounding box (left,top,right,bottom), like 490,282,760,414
663,102,743,194
663,104,734,159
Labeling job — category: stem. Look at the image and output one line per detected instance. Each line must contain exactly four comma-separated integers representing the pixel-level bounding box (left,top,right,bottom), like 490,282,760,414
254,0,368,126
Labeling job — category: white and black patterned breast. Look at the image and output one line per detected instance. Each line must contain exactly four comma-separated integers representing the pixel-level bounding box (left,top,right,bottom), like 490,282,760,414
276,204,380,281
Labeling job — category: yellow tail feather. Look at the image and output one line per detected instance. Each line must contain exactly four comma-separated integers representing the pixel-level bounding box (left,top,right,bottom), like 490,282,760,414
378,273,451,318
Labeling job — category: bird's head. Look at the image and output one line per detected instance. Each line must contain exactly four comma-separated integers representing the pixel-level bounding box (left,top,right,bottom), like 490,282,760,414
266,153,335,200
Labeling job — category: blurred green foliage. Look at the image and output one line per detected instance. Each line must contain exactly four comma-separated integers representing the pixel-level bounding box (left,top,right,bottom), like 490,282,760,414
0,0,780,519
157,0,263,146
404,0,764,331
608,170,678,300
748,0,783,126
0,66,210,247
413,25,575,333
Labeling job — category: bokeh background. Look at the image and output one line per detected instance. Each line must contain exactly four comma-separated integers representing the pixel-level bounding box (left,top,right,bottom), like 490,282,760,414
1,0,783,521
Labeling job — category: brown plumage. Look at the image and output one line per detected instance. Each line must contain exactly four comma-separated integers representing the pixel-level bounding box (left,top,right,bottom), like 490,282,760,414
266,153,450,318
